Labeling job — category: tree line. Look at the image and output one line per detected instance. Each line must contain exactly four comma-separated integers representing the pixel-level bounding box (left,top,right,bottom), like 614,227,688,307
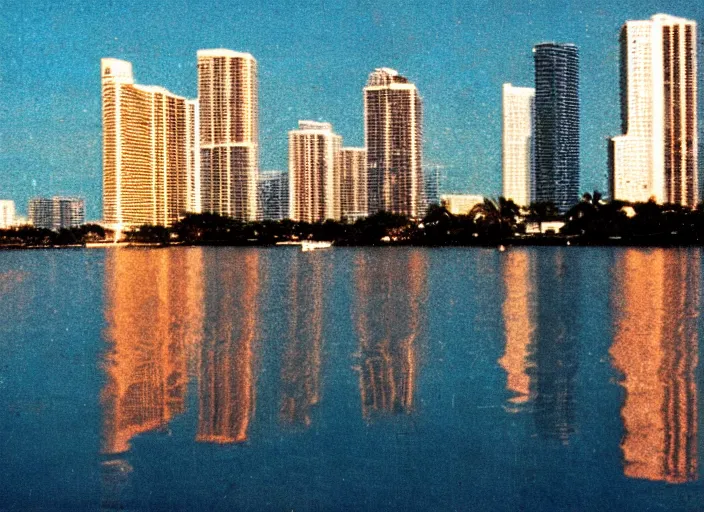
4,193,704,247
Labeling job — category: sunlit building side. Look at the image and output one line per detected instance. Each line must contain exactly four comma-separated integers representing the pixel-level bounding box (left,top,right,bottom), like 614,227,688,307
499,249,536,410
288,121,342,222
353,250,427,420
365,68,423,218
502,84,535,207
340,147,368,221
610,14,698,206
101,58,190,228
280,254,326,427
186,99,201,214
197,250,259,443
197,49,258,220
0,200,16,228
610,249,698,483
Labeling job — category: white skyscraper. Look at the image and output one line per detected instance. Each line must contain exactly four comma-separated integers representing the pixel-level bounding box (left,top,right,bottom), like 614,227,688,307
186,99,201,214
502,84,535,207
197,49,258,220
289,121,342,222
611,14,698,206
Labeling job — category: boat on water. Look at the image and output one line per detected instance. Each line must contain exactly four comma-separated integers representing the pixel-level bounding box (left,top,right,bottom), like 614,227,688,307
301,241,333,252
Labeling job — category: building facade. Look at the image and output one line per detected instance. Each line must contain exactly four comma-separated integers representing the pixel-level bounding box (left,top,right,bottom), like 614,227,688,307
29,197,85,230
197,49,258,221
186,99,201,214
340,147,367,222
0,200,16,229
101,58,191,228
257,171,289,221
502,83,535,207
610,14,698,206
533,43,580,213
423,165,441,213
439,194,485,215
364,68,423,218
288,121,342,223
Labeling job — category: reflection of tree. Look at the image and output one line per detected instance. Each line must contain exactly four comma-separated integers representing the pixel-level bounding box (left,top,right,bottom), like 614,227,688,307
530,249,578,442
610,249,699,483
280,254,326,427
499,249,536,410
101,248,204,454
197,250,260,444
353,250,427,420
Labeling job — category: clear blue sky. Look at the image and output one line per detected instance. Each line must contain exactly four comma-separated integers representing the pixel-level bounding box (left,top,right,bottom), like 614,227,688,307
1,0,702,219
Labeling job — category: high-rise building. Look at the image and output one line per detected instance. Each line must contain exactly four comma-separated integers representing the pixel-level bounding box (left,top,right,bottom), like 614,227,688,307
197,49,258,220
186,99,201,214
288,121,342,222
257,171,289,221
101,58,191,228
29,197,85,230
340,148,367,222
533,43,580,213
610,14,698,206
364,68,423,218
502,84,535,207
0,200,16,229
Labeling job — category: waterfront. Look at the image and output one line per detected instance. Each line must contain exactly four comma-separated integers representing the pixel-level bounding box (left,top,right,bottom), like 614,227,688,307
0,246,701,511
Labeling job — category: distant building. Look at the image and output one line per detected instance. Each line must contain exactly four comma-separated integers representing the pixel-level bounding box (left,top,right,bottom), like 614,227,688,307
186,99,201,214
0,200,16,229
197,49,258,221
101,58,192,228
533,43,580,213
424,165,441,213
29,197,85,230
257,171,289,221
340,148,367,221
365,68,423,218
289,121,342,222
440,194,485,215
502,84,535,207
610,14,698,206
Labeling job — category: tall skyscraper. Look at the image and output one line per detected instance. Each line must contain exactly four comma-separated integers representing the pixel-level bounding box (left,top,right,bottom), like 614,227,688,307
533,43,580,213
29,197,85,230
257,170,289,221
288,121,342,222
101,58,191,228
502,83,535,207
610,14,698,206
197,49,258,221
364,68,423,218
340,147,367,221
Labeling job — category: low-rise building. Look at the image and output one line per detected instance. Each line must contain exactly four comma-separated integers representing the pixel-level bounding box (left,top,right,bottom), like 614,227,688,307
440,194,485,215
0,200,16,228
29,197,85,230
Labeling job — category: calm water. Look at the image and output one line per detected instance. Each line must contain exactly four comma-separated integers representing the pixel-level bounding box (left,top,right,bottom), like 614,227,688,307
0,246,702,511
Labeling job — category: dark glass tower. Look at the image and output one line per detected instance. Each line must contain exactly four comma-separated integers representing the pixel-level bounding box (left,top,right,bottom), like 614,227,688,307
533,43,580,213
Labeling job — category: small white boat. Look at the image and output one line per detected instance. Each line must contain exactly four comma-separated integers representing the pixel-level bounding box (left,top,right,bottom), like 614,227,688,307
301,240,333,252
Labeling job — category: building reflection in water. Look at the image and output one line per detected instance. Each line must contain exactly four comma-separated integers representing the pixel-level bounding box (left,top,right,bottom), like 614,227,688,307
353,250,427,420
197,249,260,443
610,249,699,483
499,249,536,411
532,250,579,442
280,253,326,427
500,249,579,441
101,248,204,455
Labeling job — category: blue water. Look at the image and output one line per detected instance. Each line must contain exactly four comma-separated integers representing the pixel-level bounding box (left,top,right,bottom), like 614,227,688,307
0,247,701,511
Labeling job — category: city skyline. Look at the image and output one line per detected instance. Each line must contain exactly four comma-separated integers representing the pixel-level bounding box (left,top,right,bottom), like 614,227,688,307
1,1,703,219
